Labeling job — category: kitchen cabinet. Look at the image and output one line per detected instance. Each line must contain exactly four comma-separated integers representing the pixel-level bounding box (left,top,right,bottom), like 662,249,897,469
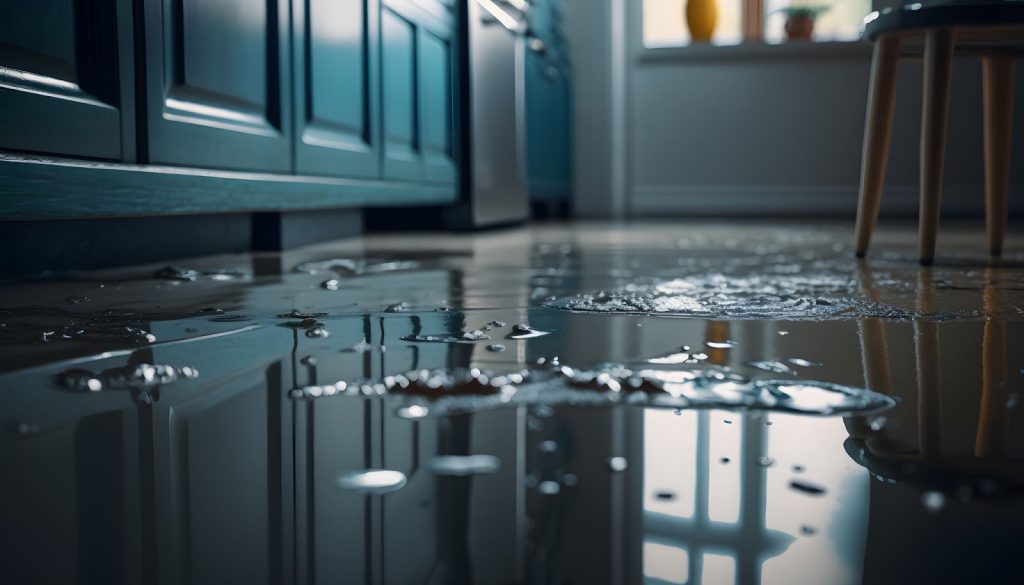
0,0,134,160
0,0,460,219
381,0,456,184
142,0,293,172
293,0,381,178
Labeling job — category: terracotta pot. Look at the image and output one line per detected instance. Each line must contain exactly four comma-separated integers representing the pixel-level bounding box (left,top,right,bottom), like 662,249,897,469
785,15,815,41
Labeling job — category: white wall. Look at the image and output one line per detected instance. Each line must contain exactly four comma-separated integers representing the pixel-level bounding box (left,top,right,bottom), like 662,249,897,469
566,0,1024,218
630,50,1024,217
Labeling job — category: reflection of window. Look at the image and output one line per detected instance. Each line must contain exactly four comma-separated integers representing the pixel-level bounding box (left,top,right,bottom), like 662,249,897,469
642,0,871,48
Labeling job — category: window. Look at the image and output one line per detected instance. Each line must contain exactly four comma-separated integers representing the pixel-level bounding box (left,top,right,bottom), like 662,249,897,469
642,0,872,48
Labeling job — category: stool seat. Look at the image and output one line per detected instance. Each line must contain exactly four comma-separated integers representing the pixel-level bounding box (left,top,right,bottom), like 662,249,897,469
853,1,1020,264
864,1,1024,43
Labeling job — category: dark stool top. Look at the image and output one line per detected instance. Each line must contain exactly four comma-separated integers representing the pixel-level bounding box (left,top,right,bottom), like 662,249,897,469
863,0,1024,42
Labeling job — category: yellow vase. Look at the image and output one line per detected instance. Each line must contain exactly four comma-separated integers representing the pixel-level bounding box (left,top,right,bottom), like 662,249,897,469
685,0,718,42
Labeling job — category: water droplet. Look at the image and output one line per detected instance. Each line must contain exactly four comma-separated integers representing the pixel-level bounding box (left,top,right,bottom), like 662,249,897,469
429,455,501,476
56,363,198,392
607,457,628,472
723,419,733,424
562,473,578,486
748,360,798,376
486,320,507,328
756,456,776,468
306,326,329,339
720,457,731,464
486,344,506,352
403,330,490,344
706,340,737,349
385,302,409,313
321,279,341,291
538,480,561,495
800,525,817,536
789,479,827,496
154,266,198,281
507,323,550,339
1008,394,1019,409
337,469,407,494
791,464,805,473
778,331,789,336
434,306,450,312
396,404,430,419
922,490,945,512
787,358,822,368
869,416,887,431
655,491,675,500
538,440,558,453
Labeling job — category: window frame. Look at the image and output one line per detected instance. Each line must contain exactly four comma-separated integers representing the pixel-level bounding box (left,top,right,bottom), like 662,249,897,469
632,0,874,63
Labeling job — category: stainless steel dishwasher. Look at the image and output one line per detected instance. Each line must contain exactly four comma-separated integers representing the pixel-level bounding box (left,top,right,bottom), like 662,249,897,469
462,0,531,227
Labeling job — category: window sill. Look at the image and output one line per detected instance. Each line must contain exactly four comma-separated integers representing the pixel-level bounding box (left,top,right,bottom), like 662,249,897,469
636,40,873,64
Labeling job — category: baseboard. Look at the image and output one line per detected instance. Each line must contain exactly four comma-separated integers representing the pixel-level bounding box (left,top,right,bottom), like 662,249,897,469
629,185,1024,217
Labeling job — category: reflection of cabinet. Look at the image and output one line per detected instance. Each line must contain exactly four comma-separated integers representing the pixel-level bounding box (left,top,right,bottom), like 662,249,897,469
0,0,133,160
381,0,456,183
149,330,293,585
0,358,142,585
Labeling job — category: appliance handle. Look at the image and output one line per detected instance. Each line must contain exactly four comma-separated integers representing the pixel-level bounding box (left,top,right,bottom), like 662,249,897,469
475,0,528,35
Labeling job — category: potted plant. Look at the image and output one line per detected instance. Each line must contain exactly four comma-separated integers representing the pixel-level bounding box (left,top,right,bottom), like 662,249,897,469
777,5,829,41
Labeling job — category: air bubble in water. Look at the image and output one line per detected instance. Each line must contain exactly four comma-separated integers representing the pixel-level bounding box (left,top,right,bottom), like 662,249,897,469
706,340,737,349
756,456,776,468
538,481,561,495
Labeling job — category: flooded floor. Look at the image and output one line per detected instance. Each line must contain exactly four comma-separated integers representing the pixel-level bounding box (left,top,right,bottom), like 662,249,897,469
1,221,1023,584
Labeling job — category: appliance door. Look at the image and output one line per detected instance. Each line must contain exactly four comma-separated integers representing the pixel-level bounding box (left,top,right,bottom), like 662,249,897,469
468,0,530,226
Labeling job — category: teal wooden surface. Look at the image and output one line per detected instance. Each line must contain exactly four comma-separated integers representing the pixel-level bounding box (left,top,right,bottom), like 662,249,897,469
142,0,293,172
0,0,134,161
293,0,382,179
0,153,457,219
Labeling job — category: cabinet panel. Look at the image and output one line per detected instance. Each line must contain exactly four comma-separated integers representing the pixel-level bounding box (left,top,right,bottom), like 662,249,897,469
381,7,420,181
0,0,128,159
294,0,380,178
418,30,455,183
144,0,291,172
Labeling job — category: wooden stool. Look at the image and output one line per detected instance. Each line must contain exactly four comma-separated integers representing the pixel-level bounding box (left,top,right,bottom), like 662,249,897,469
853,1,1024,264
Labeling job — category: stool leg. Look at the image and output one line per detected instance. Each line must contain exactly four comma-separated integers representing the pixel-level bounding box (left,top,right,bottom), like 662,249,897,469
855,36,902,258
918,29,955,266
983,55,1014,258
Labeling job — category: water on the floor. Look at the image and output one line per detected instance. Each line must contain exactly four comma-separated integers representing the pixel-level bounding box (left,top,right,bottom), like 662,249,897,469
1,222,1023,584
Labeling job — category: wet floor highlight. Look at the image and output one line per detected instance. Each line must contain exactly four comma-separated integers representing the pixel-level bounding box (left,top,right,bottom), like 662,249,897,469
1,222,1023,584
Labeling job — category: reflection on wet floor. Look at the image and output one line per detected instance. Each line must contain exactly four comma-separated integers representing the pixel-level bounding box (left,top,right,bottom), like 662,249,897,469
1,222,1023,584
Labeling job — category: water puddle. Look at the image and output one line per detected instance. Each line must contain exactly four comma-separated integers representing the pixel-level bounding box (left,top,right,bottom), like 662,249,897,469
288,361,895,418
547,274,981,320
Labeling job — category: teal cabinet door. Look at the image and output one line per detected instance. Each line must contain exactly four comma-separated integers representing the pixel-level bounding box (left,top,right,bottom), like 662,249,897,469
380,0,455,183
0,0,133,160
293,0,381,179
143,0,292,172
